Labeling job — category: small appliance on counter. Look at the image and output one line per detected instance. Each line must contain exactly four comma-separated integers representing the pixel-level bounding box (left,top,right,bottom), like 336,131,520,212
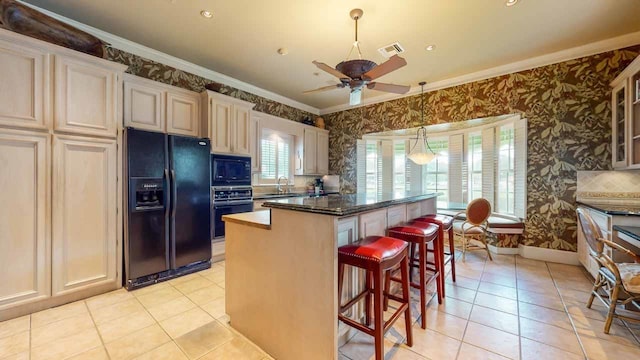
124,128,212,290
210,153,254,240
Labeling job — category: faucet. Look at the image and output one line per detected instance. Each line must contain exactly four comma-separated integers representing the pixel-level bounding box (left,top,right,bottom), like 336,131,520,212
277,176,289,194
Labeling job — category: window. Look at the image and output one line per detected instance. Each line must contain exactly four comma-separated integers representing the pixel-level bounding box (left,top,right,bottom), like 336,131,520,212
393,141,406,192
259,130,292,184
365,141,378,193
468,133,483,200
497,123,515,214
423,138,449,203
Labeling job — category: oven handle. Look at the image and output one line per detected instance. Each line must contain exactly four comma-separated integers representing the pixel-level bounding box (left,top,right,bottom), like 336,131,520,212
214,199,254,206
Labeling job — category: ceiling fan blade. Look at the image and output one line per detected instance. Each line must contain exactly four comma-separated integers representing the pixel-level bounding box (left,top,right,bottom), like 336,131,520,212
303,84,344,94
312,60,349,79
349,89,362,106
367,82,410,94
362,55,407,81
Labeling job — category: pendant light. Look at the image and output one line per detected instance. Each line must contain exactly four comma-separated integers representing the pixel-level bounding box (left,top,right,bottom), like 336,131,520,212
407,82,437,165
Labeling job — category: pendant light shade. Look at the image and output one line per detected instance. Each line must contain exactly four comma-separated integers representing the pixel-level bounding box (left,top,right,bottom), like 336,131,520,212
407,82,436,165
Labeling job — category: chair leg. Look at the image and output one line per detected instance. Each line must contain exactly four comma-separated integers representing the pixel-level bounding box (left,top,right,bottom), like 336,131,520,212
604,285,620,334
418,240,427,329
482,233,493,261
383,269,391,312
448,227,456,282
373,267,385,360
409,243,416,283
435,235,444,304
365,270,372,326
400,255,413,347
587,273,601,309
338,263,345,310
462,233,467,262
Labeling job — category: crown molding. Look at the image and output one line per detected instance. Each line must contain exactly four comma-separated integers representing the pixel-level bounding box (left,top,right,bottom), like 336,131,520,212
17,1,320,115
320,30,640,115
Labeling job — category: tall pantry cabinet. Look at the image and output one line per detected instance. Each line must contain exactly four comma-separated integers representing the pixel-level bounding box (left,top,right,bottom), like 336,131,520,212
0,28,126,319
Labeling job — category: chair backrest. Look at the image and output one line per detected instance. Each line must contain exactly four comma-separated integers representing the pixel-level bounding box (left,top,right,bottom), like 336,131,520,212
466,198,491,225
576,207,604,257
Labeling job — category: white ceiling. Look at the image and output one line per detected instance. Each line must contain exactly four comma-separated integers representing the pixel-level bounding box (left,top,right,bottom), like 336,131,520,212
21,0,640,111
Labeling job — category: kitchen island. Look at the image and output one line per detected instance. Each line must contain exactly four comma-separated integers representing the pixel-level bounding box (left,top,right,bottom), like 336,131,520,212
222,192,438,360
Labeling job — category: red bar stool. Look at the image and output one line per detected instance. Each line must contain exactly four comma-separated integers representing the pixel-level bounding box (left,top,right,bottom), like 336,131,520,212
338,236,413,360
411,215,456,297
386,223,442,329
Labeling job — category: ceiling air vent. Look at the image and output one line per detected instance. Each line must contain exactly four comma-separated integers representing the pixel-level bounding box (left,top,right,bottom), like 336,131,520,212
378,42,405,58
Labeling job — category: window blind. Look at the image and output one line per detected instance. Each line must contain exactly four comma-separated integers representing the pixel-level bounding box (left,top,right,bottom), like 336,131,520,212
514,119,528,219
481,127,495,209
380,140,393,195
448,134,464,203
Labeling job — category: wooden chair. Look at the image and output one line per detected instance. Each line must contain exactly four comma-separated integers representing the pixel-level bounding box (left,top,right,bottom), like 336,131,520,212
454,198,493,261
577,208,640,333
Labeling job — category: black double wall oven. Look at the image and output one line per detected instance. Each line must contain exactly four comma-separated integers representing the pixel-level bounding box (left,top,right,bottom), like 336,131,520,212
210,153,253,240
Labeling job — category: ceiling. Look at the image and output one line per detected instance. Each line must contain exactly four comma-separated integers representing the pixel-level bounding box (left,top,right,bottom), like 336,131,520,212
21,0,640,111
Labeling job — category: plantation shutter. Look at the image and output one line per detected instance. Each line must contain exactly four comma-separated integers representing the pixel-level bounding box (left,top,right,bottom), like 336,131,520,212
261,138,276,179
461,134,469,203
448,134,464,203
356,139,366,193
482,127,496,208
380,140,394,195
514,119,528,219
405,140,421,191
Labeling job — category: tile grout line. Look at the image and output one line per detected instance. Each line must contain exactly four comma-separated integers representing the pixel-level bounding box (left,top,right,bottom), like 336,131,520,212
82,300,111,360
546,261,589,359
141,282,190,359
454,251,487,360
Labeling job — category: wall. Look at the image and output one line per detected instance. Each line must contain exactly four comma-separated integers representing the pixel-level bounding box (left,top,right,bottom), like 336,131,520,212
577,170,640,202
324,45,640,251
104,46,315,123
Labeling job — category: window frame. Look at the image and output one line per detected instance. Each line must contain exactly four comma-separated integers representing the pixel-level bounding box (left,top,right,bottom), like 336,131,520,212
257,128,294,185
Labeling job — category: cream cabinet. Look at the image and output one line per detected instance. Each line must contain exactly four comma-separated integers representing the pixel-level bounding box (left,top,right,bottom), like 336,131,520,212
301,128,329,175
387,205,407,228
611,54,640,169
0,129,50,310
123,74,200,136
52,135,117,296
336,216,361,344
249,113,261,172
201,90,256,155
53,54,120,138
359,209,388,238
0,41,49,130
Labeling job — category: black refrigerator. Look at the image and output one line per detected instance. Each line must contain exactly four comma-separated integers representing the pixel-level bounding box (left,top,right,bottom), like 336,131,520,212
125,128,211,290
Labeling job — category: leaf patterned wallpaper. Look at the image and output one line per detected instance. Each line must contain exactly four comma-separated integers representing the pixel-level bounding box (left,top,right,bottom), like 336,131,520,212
104,46,315,123
324,46,640,251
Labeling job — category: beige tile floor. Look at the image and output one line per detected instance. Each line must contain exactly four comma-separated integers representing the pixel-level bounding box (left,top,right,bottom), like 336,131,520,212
0,262,271,360
338,252,640,360
1,252,640,359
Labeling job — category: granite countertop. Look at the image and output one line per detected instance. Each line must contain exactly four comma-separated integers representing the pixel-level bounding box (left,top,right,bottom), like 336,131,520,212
613,226,640,242
577,201,640,216
262,191,438,216
253,191,339,200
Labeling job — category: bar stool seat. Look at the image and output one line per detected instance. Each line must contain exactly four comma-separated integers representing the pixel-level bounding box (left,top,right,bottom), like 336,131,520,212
338,236,413,360
412,214,457,296
387,223,442,329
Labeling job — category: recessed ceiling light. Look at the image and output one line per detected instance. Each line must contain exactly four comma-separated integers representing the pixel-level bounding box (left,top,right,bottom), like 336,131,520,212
200,10,213,18
425,44,436,51
277,48,289,55
505,0,518,6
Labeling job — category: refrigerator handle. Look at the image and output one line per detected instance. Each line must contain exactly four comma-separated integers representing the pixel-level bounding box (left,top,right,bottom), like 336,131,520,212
171,169,177,218
164,168,170,219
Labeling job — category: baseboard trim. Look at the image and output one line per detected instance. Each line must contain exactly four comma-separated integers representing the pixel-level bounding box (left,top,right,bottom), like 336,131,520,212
485,244,579,265
517,245,580,265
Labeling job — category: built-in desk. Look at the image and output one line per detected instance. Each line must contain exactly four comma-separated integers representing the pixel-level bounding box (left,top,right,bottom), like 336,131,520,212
222,191,438,360
613,225,640,256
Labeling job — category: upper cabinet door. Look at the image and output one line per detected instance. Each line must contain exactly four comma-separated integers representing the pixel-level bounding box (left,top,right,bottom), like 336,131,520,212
303,129,317,174
612,81,628,169
0,42,49,130
317,131,329,175
52,135,117,296
124,79,164,132
167,90,200,137
54,55,118,138
249,114,261,172
233,105,251,155
210,99,232,153
0,129,50,309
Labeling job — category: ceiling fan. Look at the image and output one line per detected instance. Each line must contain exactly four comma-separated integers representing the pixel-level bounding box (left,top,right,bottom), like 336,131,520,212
305,8,410,106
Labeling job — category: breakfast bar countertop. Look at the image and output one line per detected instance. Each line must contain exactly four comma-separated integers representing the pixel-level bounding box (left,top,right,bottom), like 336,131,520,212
261,191,439,216
577,201,640,216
